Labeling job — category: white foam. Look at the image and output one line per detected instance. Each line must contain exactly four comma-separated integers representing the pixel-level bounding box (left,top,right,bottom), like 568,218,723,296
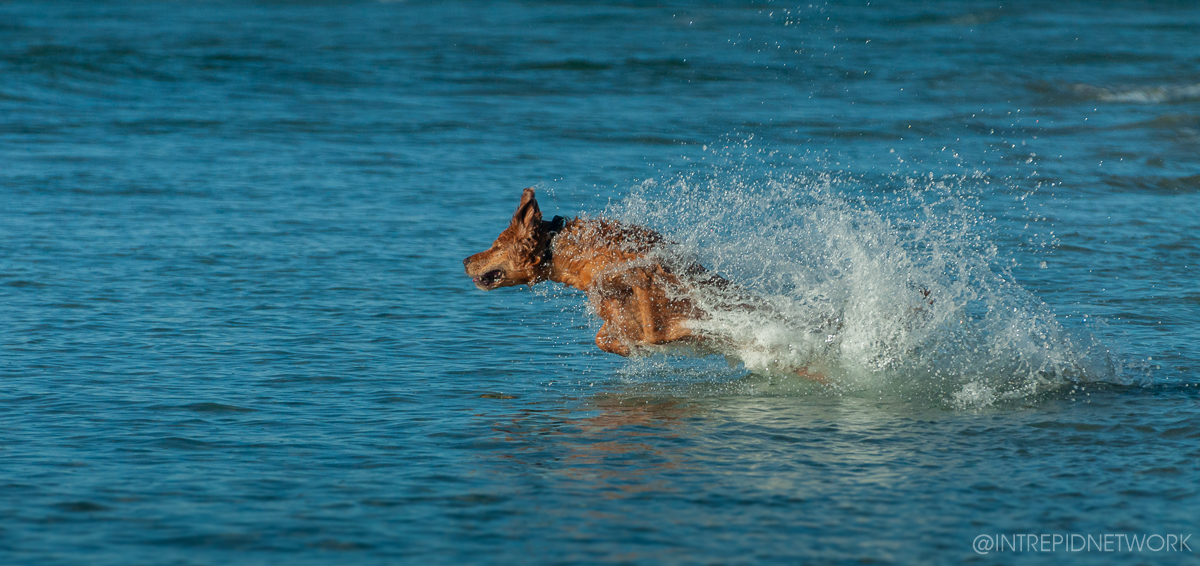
1070,83,1200,104
607,160,1120,406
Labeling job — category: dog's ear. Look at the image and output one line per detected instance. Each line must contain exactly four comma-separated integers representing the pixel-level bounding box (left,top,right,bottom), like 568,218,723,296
510,187,542,237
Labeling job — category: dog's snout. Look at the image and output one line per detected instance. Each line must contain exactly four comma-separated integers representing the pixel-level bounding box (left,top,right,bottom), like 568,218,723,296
462,257,470,269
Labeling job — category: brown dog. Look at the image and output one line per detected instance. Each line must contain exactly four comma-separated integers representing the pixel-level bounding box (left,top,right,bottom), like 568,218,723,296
464,188,704,356
463,188,830,382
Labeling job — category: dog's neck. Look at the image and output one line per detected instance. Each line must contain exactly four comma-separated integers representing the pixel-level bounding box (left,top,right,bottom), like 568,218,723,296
538,215,590,290
540,215,566,266
538,217,662,291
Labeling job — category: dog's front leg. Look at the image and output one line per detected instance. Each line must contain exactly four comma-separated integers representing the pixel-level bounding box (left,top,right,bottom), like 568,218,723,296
594,297,633,357
595,321,633,357
631,285,663,345
793,366,830,385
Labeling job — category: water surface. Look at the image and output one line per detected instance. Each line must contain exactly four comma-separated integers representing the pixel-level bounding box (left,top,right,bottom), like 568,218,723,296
2,1,1199,564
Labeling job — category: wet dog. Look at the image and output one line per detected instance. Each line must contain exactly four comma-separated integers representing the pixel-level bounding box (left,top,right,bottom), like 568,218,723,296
463,188,705,357
463,189,832,385
463,189,936,385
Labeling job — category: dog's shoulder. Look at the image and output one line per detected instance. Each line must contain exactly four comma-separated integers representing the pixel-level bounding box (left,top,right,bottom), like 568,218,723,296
559,217,667,254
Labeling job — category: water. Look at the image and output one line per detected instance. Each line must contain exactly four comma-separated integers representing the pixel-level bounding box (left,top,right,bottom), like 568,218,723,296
2,1,1198,564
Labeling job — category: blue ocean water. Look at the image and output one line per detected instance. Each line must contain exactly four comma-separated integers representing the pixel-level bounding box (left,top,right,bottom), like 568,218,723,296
2,1,1198,564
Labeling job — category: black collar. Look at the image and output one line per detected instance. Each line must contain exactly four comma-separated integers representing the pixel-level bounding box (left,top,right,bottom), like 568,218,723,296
541,215,566,264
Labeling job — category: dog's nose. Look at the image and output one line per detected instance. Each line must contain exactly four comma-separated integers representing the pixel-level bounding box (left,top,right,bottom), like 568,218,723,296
462,257,470,270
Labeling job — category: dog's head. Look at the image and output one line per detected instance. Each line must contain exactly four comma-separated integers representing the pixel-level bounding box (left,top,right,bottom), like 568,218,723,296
463,188,552,291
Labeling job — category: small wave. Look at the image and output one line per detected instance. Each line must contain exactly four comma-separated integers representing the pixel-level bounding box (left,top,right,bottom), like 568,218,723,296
1115,113,1200,130
1103,174,1200,194
177,402,257,414
53,501,111,513
155,437,222,450
623,57,690,69
608,156,1122,408
517,59,613,71
885,10,1002,27
516,58,688,72
1069,83,1200,104
4,280,48,288
5,44,178,83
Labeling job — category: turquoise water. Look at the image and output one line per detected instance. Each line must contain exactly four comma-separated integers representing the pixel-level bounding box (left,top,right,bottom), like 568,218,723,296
2,1,1198,564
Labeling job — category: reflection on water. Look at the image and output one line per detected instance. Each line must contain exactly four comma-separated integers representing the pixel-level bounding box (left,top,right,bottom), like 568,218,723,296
492,395,699,497
468,382,1199,561
486,383,970,502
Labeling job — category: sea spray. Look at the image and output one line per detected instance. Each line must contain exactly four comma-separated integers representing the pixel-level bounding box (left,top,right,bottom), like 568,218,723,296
607,162,1120,407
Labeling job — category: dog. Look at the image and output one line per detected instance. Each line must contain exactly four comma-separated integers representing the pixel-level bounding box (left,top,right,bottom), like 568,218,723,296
463,188,704,357
463,188,831,384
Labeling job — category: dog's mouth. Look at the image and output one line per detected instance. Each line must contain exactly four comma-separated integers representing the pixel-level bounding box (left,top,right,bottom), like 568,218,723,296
473,269,504,290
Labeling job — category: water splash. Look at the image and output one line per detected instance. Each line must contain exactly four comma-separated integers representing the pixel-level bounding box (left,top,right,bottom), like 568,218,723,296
607,158,1121,407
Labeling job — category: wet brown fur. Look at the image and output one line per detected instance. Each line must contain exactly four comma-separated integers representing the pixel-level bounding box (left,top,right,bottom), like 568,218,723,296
464,188,711,357
463,188,828,382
